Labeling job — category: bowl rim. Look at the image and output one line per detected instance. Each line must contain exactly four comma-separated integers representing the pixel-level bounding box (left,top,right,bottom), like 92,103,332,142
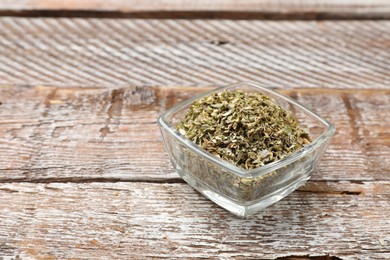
158,81,335,178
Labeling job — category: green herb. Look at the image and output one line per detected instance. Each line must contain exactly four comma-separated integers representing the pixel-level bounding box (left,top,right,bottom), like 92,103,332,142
177,90,310,170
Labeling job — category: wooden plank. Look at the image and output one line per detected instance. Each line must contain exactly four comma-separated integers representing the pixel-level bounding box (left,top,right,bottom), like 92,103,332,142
0,0,389,16
0,181,389,259
0,18,389,89
1,86,389,182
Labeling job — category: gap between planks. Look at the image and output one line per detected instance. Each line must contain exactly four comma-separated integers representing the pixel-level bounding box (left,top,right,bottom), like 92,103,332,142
0,180,389,197
0,10,389,20
0,178,389,198
5,84,390,93
0,0,390,20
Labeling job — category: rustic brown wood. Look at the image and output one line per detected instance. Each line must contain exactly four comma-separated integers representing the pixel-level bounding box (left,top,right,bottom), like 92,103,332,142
0,181,389,259
0,0,389,19
0,19,389,88
0,16,389,259
0,86,389,183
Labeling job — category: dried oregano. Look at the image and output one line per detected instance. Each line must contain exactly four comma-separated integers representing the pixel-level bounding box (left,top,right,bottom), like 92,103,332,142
177,90,311,170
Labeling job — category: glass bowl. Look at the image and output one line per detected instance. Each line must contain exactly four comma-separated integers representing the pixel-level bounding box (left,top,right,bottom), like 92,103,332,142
158,82,335,217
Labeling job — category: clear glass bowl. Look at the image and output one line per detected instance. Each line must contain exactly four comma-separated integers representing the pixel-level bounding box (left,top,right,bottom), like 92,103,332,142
158,82,335,217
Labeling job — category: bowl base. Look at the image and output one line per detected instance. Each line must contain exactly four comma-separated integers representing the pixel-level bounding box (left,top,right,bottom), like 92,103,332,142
177,165,310,217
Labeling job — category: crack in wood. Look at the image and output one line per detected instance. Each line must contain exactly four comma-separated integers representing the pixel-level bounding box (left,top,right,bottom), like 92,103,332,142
298,189,362,196
210,40,230,46
100,88,124,140
276,255,343,260
0,188,19,193
43,87,58,117
340,191,362,195
341,93,360,145
0,177,186,184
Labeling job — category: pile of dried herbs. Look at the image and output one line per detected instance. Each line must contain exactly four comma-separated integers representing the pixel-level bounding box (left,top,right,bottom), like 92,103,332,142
177,90,311,170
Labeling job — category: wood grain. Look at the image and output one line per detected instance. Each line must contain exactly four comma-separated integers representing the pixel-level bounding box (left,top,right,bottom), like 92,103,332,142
0,181,389,259
0,16,388,259
1,86,389,182
0,18,389,88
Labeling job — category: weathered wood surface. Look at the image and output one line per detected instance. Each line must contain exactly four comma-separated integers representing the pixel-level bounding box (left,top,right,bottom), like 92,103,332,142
0,19,389,88
1,86,389,183
0,0,389,18
0,16,389,259
0,182,389,259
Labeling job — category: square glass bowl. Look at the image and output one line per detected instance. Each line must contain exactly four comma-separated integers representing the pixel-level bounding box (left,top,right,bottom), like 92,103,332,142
158,82,335,217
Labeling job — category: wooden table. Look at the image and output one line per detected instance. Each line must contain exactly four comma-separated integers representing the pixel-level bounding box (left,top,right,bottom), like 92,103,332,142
0,1,389,259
